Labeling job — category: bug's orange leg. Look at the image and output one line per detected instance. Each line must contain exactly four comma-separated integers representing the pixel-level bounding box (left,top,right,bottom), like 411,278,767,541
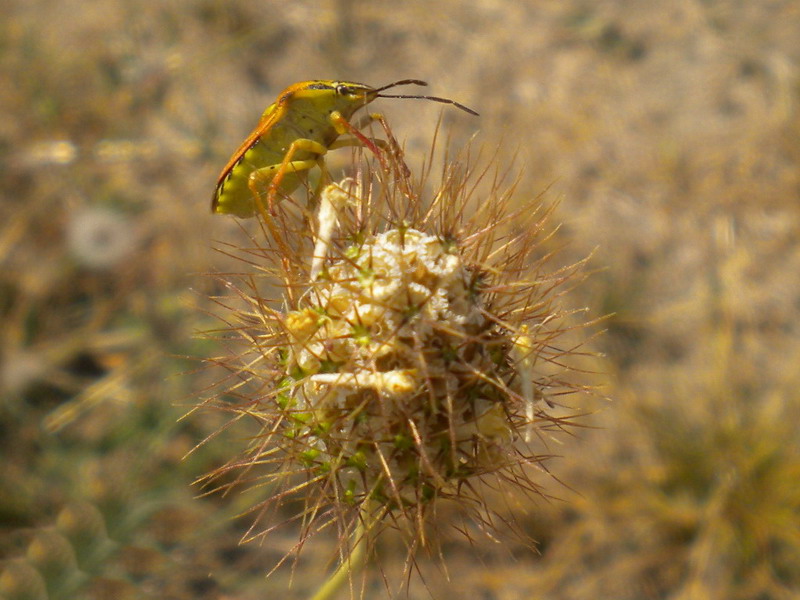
333,111,411,183
245,169,287,249
305,156,330,215
330,112,385,159
267,138,329,214
362,113,407,160
367,111,413,185
246,139,328,219
328,136,391,153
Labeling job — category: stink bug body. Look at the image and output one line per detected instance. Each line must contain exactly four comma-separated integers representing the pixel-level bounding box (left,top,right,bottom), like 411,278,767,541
212,79,477,219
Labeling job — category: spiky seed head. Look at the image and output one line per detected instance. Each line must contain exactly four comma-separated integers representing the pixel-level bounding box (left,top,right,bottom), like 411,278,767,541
202,141,592,571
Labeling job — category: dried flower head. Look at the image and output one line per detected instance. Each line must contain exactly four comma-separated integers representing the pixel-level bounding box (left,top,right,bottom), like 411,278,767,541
201,140,592,584
66,206,139,270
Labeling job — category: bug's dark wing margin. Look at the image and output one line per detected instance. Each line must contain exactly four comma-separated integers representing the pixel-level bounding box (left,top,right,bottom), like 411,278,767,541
211,102,288,212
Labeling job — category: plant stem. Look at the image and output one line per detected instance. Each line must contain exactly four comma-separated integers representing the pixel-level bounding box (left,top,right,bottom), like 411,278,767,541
309,502,378,600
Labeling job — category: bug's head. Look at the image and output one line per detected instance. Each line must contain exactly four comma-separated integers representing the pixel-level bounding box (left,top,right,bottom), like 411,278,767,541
325,81,380,117
287,81,377,120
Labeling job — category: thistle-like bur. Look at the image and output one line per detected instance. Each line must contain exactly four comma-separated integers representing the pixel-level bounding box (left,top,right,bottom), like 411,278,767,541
205,143,590,582
285,224,517,509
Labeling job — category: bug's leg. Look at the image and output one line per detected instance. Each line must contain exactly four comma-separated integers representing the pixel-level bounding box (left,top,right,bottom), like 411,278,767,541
303,134,375,218
245,137,328,219
333,111,411,184
268,140,329,213
329,111,387,158
366,112,413,189
348,111,398,144
247,156,318,254
362,112,408,168
247,168,275,219
306,155,330,215
338,112,400,155
327,135,390,153
247,156,319,219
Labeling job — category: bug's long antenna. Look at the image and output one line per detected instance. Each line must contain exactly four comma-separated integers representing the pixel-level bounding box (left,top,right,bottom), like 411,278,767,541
377,93,479,116
371,79,478,116
373,79,428,93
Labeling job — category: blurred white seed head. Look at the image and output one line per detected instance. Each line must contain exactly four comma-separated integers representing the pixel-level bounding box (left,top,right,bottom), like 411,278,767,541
66,207,139,270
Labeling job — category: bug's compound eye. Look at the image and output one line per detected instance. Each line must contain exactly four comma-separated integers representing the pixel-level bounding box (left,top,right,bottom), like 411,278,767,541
335,84,357,97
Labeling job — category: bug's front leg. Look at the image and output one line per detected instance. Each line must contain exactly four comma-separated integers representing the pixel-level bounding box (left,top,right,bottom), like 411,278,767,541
330,111,410,182
328,111,390,157
360,111,410,179
299,111,389,213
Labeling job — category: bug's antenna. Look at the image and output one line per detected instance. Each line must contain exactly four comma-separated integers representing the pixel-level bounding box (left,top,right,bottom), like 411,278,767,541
373,79,428,93
372,79,478,116
377,93,479,116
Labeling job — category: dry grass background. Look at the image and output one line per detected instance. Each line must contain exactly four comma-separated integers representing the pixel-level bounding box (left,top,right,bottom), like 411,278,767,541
1,1,799,598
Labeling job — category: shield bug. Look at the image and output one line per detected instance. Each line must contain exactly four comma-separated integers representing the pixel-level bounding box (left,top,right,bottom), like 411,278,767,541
212,79,477,218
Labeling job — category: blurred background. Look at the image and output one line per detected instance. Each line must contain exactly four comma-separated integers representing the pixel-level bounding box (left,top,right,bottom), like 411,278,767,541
1,1,799,598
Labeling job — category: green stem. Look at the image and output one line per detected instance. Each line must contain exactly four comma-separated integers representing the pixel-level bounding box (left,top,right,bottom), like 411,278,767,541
309,502,378,600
